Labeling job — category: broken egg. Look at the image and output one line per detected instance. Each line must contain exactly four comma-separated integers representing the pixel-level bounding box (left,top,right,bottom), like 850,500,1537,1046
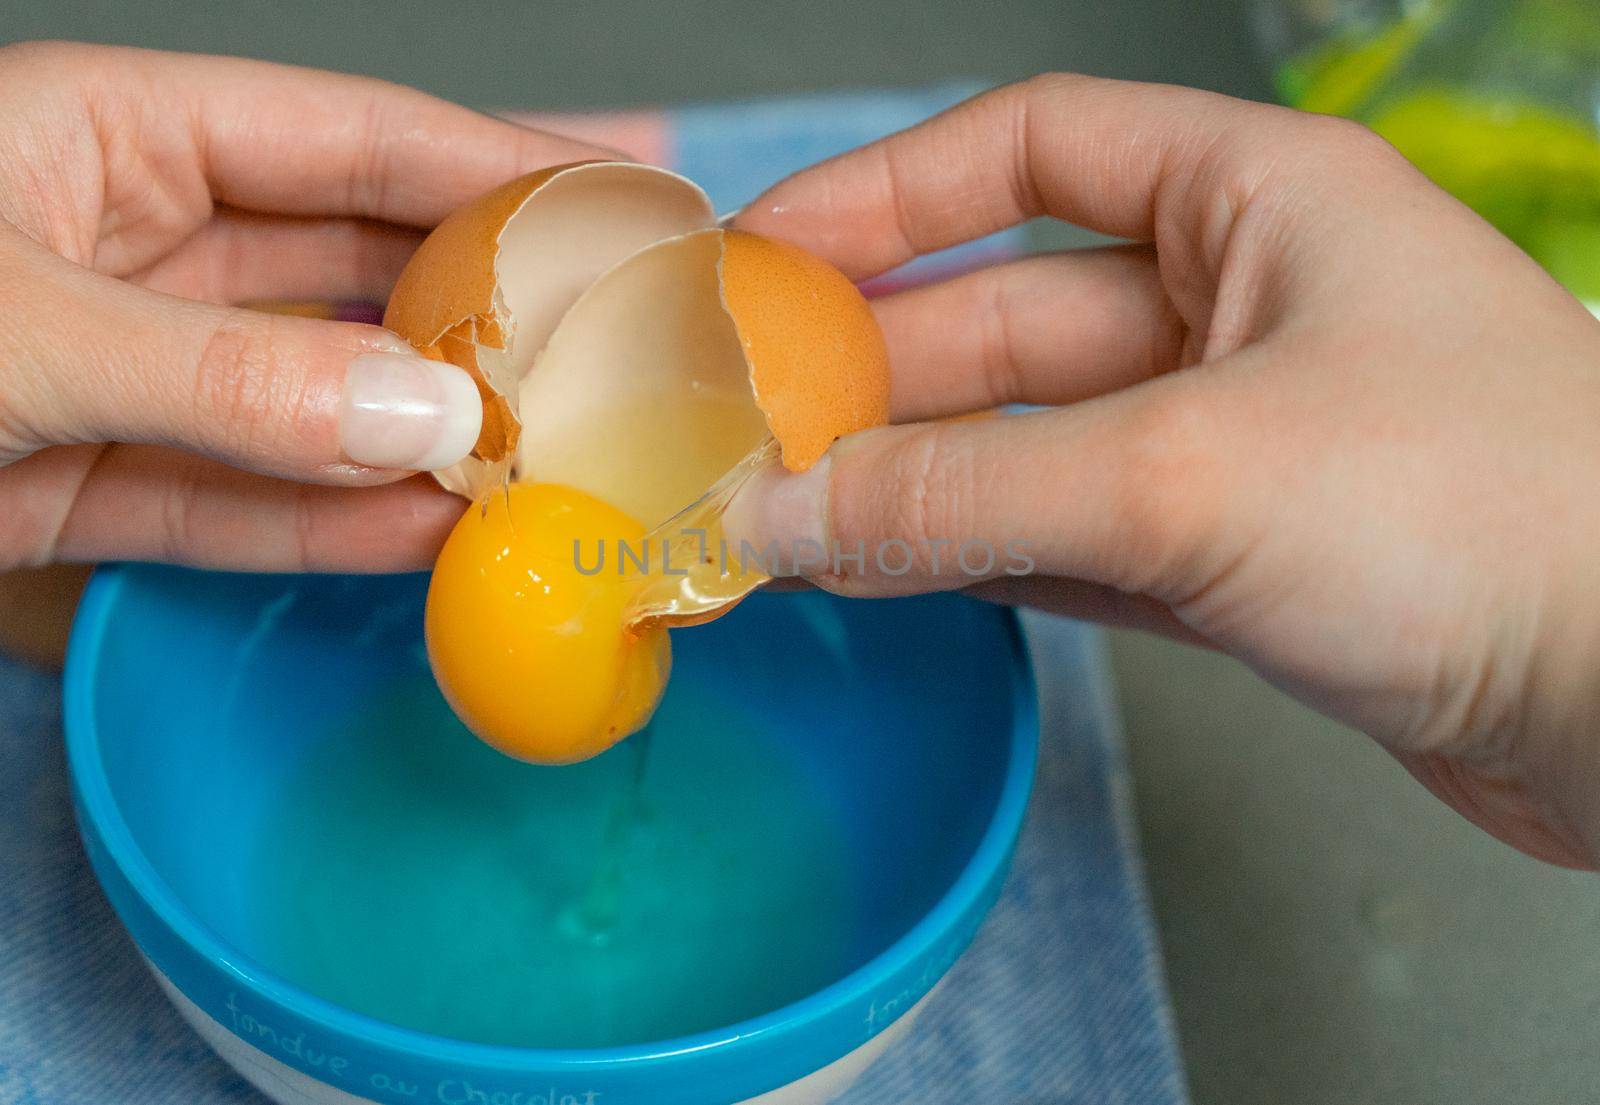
384,162,890,764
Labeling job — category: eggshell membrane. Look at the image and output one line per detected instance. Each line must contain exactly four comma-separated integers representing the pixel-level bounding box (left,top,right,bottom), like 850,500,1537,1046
514,229,772,527
718,230,891,472
383,162,715,496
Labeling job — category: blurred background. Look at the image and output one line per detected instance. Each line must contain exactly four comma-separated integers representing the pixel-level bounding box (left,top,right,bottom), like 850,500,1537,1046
3,2,1599,1102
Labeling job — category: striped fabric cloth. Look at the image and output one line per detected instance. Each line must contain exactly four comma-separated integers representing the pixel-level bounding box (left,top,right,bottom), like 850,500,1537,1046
0,86,1187,1105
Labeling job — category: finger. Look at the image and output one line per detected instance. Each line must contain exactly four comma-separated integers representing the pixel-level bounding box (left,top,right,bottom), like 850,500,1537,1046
724,383,1245,607
733,73,1331,281
2,230,480,481
751,571,1210,646
24,444,461,571
172,52,614,224
50,44,614,233
875,245,1187,422
964,574,1212,648
129,210,422,305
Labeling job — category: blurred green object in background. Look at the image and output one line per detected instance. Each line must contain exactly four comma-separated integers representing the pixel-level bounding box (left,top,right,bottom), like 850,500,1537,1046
1265,0,1600,306
1272,1,1441,114
1367,87,1600,300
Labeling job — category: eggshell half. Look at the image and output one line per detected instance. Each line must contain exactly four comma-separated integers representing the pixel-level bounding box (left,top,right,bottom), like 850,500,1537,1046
384,162,714,496
385,164,890,558
719,230,890,472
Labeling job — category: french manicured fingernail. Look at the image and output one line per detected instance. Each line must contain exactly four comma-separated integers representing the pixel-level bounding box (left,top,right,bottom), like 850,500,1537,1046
723,455,831,576
339,353,481,470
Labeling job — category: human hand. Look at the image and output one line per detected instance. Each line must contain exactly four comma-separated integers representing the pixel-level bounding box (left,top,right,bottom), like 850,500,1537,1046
728,75,1600,868
0,42,611,572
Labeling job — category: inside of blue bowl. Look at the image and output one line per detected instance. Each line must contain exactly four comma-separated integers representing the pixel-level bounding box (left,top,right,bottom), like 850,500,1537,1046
81,567,1023,1049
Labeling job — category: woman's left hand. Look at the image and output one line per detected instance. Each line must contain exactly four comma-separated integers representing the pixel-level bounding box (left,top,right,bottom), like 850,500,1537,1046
0,42,609,572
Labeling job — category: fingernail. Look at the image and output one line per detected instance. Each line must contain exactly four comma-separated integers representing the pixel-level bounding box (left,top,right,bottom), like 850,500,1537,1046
723,455,831,576
339,353,481,470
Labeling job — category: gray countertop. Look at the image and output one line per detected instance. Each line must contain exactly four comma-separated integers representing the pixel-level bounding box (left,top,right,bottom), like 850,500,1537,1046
4,2,1596,1100
1111,630,1600,1104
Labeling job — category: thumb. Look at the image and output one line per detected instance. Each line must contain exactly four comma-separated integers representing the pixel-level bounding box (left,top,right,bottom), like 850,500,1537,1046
1,234,480,481
724,390,1231,602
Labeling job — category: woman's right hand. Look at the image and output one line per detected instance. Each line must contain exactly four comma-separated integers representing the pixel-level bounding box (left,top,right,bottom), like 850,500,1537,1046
728,75,1600,868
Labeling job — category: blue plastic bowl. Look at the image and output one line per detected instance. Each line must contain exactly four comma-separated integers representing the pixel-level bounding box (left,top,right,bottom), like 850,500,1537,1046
65,565,1036,1105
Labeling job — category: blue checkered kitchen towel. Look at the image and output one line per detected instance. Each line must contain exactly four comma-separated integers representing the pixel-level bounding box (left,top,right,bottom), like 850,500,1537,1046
0,87,1188,1105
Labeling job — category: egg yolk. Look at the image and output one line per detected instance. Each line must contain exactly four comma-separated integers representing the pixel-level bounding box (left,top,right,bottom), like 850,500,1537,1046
425,483,671,764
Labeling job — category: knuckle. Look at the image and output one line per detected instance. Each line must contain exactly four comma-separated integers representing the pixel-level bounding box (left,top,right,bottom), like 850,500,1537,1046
877,424,979,576
347,93,396,216
158,457,205,562
1104,388,1225,593
1297,113,1407,178
1309,112,1387,152
191,310,292,461
977,268,1025,407
1016,71,1085,104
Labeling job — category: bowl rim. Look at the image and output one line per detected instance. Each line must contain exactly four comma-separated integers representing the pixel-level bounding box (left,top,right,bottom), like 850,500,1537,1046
64,563,1038,1082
